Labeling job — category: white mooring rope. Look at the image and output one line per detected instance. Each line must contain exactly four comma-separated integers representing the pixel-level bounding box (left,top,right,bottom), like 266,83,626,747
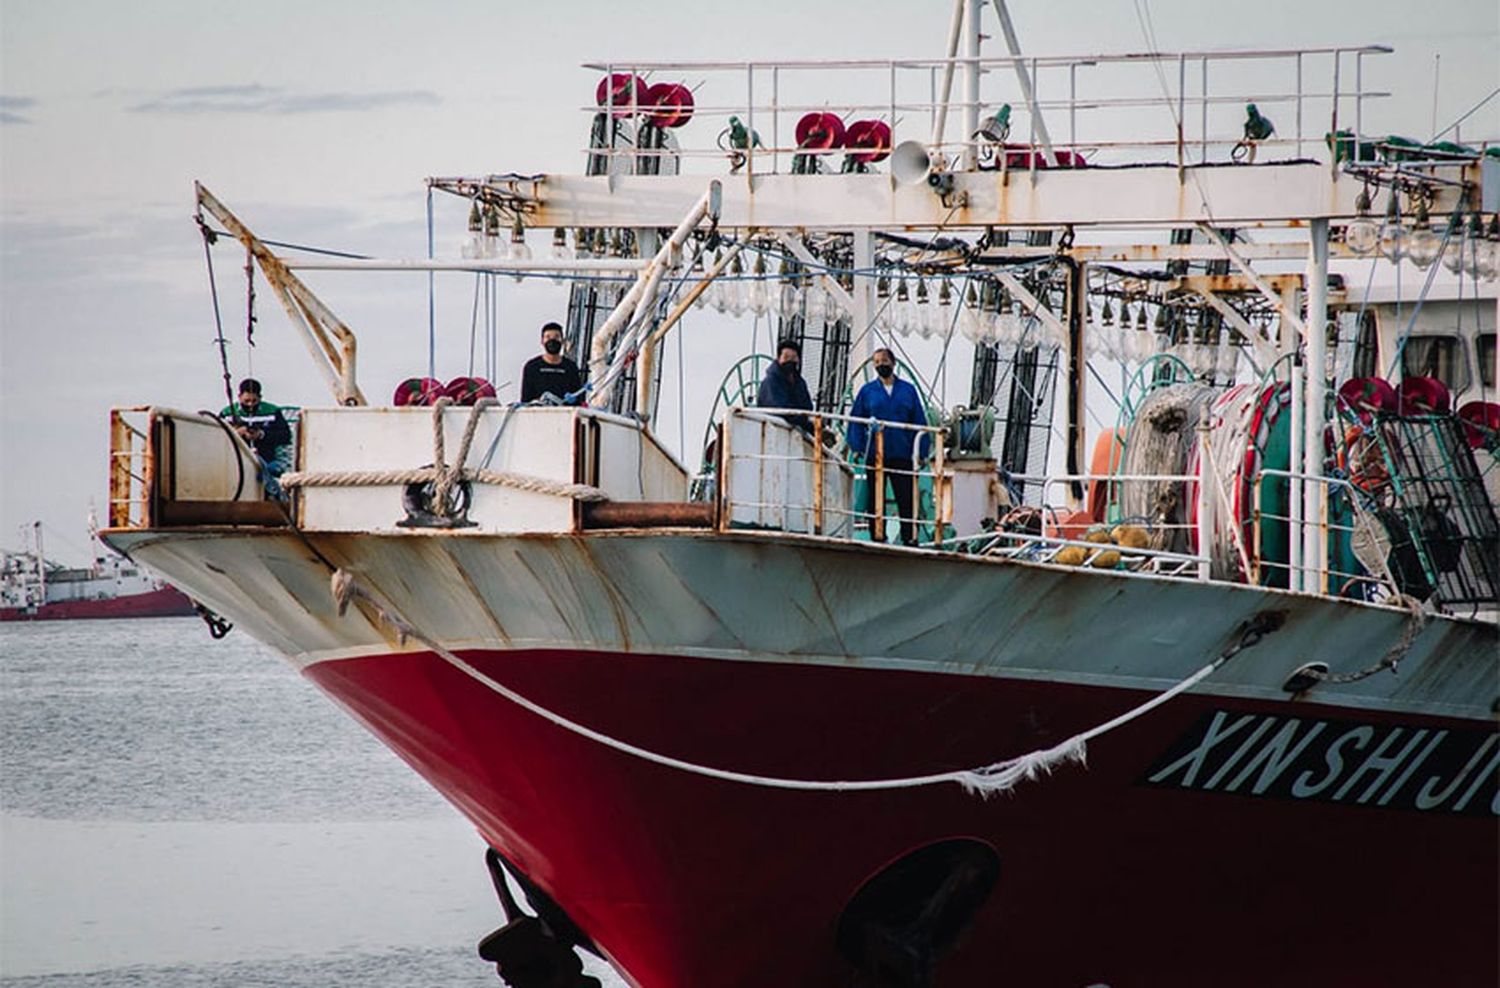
329,568,1284,797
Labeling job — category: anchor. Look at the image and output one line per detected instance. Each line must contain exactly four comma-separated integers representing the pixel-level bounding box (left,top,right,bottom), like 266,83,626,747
478,848,602,988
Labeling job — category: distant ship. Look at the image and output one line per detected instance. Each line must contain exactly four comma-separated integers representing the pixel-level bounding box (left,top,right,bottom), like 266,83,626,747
2,522,195,621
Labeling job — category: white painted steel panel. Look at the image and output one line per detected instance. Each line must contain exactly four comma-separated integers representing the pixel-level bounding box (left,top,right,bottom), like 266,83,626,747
166,415,262,502
726,413,852,535
297,407,576,533
593,416,688,502
107,527,1499,723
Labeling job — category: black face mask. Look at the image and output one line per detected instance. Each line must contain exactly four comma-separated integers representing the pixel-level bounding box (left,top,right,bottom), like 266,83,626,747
875,363,894,379
544,339,563,355
781,360,800,376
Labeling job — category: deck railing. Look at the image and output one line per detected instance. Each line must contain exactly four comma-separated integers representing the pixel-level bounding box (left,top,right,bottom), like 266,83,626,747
719,406,947,545
108,407,154,529
579,46,1396,178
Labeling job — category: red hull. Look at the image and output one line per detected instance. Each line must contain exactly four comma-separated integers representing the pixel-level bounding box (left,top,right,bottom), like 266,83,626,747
306,647,1499,988
0,585,196,621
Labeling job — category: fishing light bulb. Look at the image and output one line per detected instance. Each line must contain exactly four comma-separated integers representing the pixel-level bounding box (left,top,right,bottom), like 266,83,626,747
997,291,1021,345
892,278,913,337
550,228,573,261
574,228,593,260
708,251,729,313
1130,322,1156,363
935,279,955,339
913,278,934,339
779,271,801,321
748,254,772,316
1378,191,1407,264
960,284,983,344
1405,198,1441,270
961,306,985,344
481,206,502,259
1458,213,1485,279
462,201,484,259
689,253,709,308
1477,239,1499,282
874,274,893,331
835,273,855,322
1442,215,1469,274
726,254,748,317
508,217,532,278
1343,188,1379,255
805,277,829,326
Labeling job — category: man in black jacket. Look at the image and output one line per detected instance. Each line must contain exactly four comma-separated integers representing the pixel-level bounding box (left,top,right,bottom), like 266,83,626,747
520,322,583,403
755,339,814,432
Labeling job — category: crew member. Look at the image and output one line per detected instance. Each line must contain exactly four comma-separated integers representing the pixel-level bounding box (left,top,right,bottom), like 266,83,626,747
755,339,814,432
846,349,931,546
219,378,292,497
520,322,583,403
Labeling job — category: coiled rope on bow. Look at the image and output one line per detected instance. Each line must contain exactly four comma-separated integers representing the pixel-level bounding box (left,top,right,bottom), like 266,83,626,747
280,397,608,504
328,567,1285,797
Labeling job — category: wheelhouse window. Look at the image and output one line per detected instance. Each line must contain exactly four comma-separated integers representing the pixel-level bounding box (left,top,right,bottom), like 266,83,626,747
1479,333,1495,390
1401,335,1470,393
1351,310,1379,379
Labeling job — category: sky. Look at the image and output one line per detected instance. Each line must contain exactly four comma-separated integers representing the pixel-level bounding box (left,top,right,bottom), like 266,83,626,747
2,0,1496,563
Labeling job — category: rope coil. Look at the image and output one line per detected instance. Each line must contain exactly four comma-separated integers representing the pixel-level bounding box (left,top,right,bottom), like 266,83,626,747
328,568,1284,798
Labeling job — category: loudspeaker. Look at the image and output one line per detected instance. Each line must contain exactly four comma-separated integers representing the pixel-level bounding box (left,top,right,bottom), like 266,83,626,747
891,140,935,186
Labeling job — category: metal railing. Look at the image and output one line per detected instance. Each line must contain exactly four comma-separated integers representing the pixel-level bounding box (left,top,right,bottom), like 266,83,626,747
580,46,1393,177
974,471,1207,577
108,407,153,529
720,408,1207,575
720,406,947,545
1252,469,1394,598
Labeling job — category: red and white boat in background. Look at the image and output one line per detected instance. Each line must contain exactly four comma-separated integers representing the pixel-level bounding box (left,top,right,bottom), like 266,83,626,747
2,521,194,621
101,3,1497,986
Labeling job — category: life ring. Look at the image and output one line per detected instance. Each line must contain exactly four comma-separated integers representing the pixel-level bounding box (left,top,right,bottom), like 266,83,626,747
1337,424,1389,492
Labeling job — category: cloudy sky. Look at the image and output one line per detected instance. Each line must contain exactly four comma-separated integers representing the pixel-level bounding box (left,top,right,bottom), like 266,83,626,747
2,0,1495,562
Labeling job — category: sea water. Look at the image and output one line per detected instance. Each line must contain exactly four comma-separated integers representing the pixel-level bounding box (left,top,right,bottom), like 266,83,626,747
0,618,626,987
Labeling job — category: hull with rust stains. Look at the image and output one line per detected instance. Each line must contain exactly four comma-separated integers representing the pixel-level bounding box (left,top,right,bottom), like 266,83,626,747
103,527,1500,987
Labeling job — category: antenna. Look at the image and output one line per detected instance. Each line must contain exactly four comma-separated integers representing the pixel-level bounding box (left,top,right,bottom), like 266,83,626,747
991,0,1060,168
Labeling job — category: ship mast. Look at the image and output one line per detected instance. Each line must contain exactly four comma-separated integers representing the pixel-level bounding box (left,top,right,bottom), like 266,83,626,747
33,521,45,602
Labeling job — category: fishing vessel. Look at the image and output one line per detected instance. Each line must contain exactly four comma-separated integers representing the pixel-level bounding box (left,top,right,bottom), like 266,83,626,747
101,4,1498,985
2,522,195,621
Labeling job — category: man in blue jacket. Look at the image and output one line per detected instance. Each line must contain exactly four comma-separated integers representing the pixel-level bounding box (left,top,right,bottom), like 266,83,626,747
755,339,814,433
847,348,931,545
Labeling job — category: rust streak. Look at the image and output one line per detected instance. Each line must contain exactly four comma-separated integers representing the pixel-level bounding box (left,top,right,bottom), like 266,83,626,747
513,550,584,641
652,548,748,650
800,555,851,658
441,541,510,643
561,539,633,650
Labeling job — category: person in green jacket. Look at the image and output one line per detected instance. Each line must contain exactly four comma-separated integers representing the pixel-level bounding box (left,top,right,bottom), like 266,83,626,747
219,378,292,497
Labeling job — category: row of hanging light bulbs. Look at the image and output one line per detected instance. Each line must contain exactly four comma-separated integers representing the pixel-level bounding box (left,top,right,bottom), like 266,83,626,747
1081,297,1244,379
453,217,1244,380
460,202,534,263
1343,189,1500,280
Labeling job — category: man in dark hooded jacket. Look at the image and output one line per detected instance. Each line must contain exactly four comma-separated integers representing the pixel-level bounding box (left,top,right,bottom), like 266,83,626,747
755,339,814,433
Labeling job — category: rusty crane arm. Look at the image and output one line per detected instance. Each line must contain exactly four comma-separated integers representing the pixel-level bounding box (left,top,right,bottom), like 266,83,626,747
195,182,367,406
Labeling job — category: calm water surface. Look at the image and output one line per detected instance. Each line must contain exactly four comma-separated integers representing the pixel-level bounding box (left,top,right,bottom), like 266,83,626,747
0,618,626,986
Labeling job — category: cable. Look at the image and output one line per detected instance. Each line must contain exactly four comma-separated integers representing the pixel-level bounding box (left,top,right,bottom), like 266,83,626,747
195,214,238,421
